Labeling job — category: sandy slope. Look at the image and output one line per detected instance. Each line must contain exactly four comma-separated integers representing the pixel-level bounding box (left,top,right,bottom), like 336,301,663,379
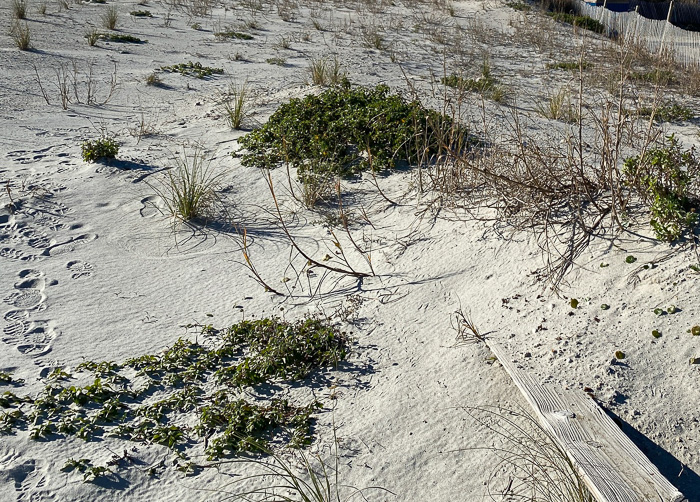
1,0,699,500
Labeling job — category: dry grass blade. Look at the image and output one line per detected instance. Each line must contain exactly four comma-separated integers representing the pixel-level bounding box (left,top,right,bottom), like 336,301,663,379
197,435,393,501
452,307,485,345
461,406,595,502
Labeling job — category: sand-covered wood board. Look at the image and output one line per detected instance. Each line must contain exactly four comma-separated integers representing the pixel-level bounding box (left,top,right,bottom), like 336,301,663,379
488,341,686,502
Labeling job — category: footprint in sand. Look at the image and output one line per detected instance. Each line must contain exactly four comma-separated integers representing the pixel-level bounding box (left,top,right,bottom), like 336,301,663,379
0,248,38,262
2,310,30,338
139,195,162,218
42,233,97,257
2,270,58,357
3,273,55,310
66,260,94,279
0,455,51,502
2,319,59,357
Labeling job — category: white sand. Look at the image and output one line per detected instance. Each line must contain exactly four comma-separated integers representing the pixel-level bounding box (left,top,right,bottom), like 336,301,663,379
1,0,699,500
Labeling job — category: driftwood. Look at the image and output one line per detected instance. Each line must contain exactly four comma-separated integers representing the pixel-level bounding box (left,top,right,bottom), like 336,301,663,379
488,341,686,502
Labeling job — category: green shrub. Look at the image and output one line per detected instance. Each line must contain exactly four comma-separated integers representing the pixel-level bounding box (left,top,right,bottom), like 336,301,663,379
214,30,254,40
637,103,693,123
547,61,591,71
236,84,466,182
160,61,224,79
81,137,119,163
130,10,152,17
97,33,147,44
623,135,700,241
629,69,677,85
548,12,605,34
266,57,287,66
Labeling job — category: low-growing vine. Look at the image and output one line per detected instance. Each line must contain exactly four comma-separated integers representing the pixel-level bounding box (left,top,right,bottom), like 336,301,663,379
0,317,349,481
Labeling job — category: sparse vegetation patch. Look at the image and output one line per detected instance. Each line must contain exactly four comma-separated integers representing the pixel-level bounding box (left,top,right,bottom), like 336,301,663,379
160,61,224,79
214,30,254,40
95,33,147,44
548,12,605,34
0,318,349,478
637,103,694,123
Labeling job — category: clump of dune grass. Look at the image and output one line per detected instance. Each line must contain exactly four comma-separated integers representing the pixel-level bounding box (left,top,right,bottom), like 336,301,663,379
10,21,31,50
101,5,118,30
212,433,392,502
463,406,594,502
12,0,28,20
219,82,252,130
307,56,346,86
151,147,224,223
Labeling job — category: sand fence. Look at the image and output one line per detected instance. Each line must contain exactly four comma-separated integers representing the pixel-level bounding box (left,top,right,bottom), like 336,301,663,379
576,0,700,67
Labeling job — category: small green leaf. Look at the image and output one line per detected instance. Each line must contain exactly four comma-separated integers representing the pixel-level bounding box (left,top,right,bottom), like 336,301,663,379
652,329,661,338
625,255,637,264
570,298,578,309
654,308,664,316
600,304,610,310
615,350,625,360
692,325,700,336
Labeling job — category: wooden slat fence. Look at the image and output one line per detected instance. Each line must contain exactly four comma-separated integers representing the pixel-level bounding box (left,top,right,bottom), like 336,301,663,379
575,0,700,67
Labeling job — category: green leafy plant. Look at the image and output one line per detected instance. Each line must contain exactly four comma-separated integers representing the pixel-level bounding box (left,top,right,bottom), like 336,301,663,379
548,12,604,34
629,69,677,86
149,147,223,223
692,326,700,336
652,329,661,338
214,30,254,40
547,61,591,71
614,350,625,360
506,1,531,11
623,135,699,241
236,84,466,182
569,298,578,308
81,136,119,163
637,103,693,123
96,33,147,44
130,10,152,17
266,57,287,66
160,61,224,79
625,255,637,263
1,317,348,477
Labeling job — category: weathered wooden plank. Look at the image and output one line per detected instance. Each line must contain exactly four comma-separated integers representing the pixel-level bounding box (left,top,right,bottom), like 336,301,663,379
488,341,686,502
